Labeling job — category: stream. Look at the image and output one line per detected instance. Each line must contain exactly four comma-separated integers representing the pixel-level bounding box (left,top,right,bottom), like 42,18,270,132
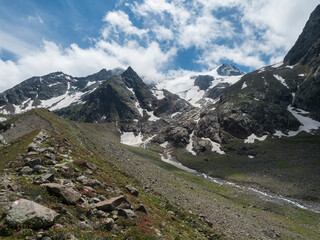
160,151,320,214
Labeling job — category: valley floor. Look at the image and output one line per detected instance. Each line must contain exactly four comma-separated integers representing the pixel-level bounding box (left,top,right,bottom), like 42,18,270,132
80,123,320,240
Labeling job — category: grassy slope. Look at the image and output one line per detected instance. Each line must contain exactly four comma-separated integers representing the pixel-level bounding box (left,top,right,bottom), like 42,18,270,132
78,120,320,239
0,109,221,240
173,132,320,202
1,109,319,239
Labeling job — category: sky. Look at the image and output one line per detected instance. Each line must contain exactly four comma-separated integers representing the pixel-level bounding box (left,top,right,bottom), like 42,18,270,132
0,0,318,92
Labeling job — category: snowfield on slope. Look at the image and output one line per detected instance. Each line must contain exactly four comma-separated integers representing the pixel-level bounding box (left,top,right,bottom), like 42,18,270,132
156,66,243,107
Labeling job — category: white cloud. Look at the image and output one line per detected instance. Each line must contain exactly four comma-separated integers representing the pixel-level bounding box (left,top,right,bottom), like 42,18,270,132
27,15,44,24
0,31,37,57
103,10,148,38
0,39,175,92
0,0,318,92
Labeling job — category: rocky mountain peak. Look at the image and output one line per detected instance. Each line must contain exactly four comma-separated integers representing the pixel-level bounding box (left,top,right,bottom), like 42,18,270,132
217,63,244,76
284,4,320,66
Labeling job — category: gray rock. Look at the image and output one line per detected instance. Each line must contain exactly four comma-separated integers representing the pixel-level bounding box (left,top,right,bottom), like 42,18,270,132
6,199,59,229
0,134,6,146
45,153,56,160
42,183,81,205
19,166,33,175
96,196,131,212
27,151,38,156
126,185,139,196
76,176,103,187
96,218,114,230
136,205,149,215
35,173,54,184
118,209,137,218
26,158,42,168
85,162,97,171
28,142,39,152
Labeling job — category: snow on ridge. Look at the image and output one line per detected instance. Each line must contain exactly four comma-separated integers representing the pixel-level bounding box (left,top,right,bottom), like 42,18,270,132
271,61,283,68
86,81,96,87
9,83,98,114
186,131,197,155
244,133,268,144
274,75,289,88
156,66,243,107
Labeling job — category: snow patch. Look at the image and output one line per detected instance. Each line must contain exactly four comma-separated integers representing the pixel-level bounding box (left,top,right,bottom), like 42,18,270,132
156,66,243,107
48,82,61,87
152,90,165,100
160,153,198,174
0,117,7,122
201,137,225,154
86,81,96,87
120,132,143,147
146,111,160,121
273,75,289,88
171,112,181,118
244,134,268,143
298,74,306,77
186,131,196,155
160,141,169,148
241,82,247,89
286,105,320,136
271,61,283,68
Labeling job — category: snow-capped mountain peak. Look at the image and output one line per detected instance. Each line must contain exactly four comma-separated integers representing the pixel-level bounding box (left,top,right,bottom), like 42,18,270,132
155,63,245,107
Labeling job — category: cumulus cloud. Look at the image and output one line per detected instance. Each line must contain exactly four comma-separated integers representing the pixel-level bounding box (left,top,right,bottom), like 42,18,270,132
0,0,318,92
0,39,175,91
102,10,148,38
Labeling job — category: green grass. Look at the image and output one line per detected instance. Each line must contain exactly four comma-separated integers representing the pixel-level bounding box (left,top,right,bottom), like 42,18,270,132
0,108,223,239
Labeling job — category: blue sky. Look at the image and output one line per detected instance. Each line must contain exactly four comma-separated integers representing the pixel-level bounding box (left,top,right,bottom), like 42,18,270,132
0,0,318,91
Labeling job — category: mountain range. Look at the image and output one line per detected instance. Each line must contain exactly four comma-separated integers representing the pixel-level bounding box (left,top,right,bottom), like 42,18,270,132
0,4,319,240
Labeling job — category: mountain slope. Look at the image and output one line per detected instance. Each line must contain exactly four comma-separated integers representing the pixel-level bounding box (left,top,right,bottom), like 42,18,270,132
155,64,244,107
56,67,192,123
0,68,124,115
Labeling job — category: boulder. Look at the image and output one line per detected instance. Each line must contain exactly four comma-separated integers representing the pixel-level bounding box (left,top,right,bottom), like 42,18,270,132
35,173,54,184
0,134,6,146
19,166,33,175
85,162,97,171
125,185,139,196
76,176,103,188
26,158,42,168
6,199,59,229
118,209,137,218
96,196,131,212
136,205,149,215
28,143,39,152
95,218,114,230
42,183,81,205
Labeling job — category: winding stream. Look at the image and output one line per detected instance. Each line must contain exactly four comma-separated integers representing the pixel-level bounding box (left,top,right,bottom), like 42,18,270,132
160,151,320,214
